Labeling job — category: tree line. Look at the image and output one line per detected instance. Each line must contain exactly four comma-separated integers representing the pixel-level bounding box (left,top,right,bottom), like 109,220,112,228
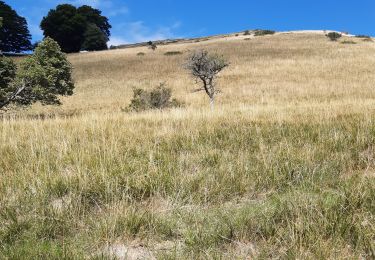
0,1,111,53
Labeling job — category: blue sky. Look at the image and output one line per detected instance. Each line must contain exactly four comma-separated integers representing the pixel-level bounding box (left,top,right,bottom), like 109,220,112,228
6,0,375,45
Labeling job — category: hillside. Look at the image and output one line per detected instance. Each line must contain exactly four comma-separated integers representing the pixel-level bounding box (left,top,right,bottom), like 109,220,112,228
1,31,375,259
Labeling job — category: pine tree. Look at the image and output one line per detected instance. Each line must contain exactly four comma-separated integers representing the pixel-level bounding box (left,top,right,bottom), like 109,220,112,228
0,1,32,52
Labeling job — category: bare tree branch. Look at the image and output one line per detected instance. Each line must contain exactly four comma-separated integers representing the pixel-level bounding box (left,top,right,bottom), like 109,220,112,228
185,49,228,109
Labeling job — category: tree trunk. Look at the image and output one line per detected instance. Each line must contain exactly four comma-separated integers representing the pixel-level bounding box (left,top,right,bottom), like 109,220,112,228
0,83,26,110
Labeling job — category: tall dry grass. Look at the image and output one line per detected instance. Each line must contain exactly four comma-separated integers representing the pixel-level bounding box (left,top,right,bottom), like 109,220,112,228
1,32,375,258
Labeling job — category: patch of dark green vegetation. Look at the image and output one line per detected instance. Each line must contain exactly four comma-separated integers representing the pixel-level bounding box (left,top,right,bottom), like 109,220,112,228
254,29,276,36
126,83,183,112
341,40,357,44
164,51,183,56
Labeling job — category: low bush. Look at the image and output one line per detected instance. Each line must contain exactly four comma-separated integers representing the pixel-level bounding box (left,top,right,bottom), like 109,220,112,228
355,35,371,39
326,32,342,41
164,51,183,56
341,40,357,44
243,30,251,36
127,83,182,112
254,30,275,36
244,38,251,41
137,52,145,56
363,38,373,42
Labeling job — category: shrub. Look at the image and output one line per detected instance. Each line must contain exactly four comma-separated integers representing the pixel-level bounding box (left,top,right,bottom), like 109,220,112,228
363,38,373,42
326,32,342,41
137,52,145,56
355,35,371,39
148,41,157,51
127,83,182,112
341,40,357,45
244,38,251,41
244,30,251,36
235,34,239,37
254,30,275,36
164,51,183,56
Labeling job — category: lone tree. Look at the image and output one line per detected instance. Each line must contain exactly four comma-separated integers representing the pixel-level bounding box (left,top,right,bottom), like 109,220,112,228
41,4,111,53
0,1,32,53
0,37,74,110
326,32,342,41
186,50,229,109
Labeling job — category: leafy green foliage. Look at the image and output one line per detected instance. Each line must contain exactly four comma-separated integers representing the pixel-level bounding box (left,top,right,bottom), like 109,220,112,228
326,32,342,41
77,5,111,38
81,24,108,51
0,1,32,52
127,83,182,112
0,56,16,104
41,4,111,53
0,37,74,109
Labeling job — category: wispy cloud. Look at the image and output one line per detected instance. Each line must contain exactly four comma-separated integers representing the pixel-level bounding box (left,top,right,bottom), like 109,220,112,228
109,21,182,46
107,6,129,17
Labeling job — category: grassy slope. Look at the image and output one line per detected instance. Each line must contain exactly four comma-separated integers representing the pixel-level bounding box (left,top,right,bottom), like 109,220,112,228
1,32,375,259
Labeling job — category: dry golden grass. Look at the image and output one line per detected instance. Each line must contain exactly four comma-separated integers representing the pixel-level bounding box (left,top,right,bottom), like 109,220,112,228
1,32,375,259
15,32,375,117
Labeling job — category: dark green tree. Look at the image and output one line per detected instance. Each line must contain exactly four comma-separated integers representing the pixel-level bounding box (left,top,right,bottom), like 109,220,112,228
0,56,16,105
81,24,108,51
41,4,111,53
40,4,87,53
0,37,74,109
77,5,111,38
0,1,32,53
326,32,342,41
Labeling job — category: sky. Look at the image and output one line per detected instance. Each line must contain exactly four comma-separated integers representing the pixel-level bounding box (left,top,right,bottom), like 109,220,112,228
5,0,375,46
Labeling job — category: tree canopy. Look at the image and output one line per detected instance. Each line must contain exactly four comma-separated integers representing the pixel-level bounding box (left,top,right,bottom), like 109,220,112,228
0,37,74,109
81,24,108,51
41,4,111,53
0,1,32,53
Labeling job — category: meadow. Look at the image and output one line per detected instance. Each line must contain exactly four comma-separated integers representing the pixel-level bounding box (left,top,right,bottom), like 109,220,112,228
1,32,375,259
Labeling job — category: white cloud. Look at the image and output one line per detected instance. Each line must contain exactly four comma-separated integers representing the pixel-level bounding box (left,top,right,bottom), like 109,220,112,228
109,21,182,46
107,6,129,17
108,36,129,46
